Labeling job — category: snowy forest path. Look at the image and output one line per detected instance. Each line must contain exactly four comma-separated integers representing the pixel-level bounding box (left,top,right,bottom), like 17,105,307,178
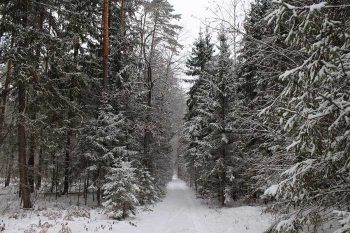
117,177,272,233
132,177,211,233
1,177,272,232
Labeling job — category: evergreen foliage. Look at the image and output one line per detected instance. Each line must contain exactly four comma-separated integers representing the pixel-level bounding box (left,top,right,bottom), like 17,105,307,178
182,0,350,231
261,0,350,231
0,0,182,218
102,160,140,219
2,0,350,231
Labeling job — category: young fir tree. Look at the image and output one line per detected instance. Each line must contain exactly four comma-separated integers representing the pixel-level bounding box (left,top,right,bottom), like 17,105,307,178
103,160,140,219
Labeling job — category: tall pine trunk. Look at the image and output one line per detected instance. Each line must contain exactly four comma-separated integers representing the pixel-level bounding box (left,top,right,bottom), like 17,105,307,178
89,0,110,206
142,19,158,172
18,78,32,208
120,0,126,36
0,58,12,130
219,70,228,206
17,0,32,209
28,133,36,193
102,0,109,90
63,36,79,195
36,144,43,190
5,148,15,187
28,8,45,193
63,129,72,194
1,38,14,188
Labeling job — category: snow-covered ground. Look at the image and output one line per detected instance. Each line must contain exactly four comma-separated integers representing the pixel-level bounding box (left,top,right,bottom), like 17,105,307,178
0,178,272,233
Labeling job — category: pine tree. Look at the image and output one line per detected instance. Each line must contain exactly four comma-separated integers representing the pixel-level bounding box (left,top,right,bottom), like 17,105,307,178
138,0,182,179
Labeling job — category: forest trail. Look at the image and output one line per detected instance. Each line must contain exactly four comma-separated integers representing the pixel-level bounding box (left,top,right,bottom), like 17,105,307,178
118,177,272,233
2,177,272,233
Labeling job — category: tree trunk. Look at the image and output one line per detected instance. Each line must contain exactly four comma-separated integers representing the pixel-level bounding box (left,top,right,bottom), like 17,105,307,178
18,79,32,209
16,3,31,207
28,11,44,193
143,65,153,170
142,18,159,171
28,133,36,193
50,153,56,193
219,69,228,206
0,63,11,129
96,168,101,205
5,150,14,187
45,10,52,75
102,0,110,90
63,129,72,194
63,35,79,195
218,175,225,206
36,144,43,190
97,187,101,206
194,167,198,192
0,37,14,129
55,156,59,199
120,0,126,36
84,174,89,206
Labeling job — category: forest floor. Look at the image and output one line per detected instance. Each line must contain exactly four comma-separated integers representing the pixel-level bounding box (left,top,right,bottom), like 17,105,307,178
0,178,272,233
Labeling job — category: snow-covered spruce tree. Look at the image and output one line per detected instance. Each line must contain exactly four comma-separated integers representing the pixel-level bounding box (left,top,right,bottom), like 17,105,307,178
183,31,243,204
76,0,133,205
80,95,135,203
186,31,215,77
103,160,139,219
0,0,45,207
79,0,182,209
136,167,159,205
0,0,182,212
182,31,215,194
262,1,350,232
109,0,163,204
58,0,102,195
0,0,103,197
0,0,70,206
204,32,238,205
36,0,102,196
233,0,301,201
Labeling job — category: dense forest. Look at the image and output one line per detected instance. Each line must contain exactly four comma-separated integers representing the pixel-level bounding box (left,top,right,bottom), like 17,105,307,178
0,0,184,219
180,0,350,232
1,0,350,232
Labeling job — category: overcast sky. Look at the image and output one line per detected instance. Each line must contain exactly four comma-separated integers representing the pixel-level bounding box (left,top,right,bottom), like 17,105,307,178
168,0,213,49
167,0,252,90
168,0,251,47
